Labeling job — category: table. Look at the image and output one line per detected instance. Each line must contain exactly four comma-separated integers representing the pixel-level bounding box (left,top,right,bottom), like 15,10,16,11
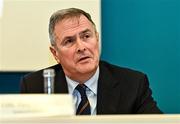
1,114,180,124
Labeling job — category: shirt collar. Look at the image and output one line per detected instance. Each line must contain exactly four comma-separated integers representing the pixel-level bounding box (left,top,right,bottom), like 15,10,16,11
66,66,99,95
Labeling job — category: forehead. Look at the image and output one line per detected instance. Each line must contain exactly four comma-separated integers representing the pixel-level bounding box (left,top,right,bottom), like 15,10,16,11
54,15,94,40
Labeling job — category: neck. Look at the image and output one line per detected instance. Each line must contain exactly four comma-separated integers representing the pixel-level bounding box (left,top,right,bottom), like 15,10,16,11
66,69,98,84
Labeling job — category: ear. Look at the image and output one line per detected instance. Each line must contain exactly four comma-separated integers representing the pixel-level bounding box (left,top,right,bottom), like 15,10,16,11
96,32,99,42
95,32,101,55
49,46,60,63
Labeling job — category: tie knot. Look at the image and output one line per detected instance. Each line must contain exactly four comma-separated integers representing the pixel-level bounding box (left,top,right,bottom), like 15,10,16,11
75,84,87,98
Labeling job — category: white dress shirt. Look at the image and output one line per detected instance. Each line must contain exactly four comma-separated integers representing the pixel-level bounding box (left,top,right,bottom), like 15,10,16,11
66,67,99,115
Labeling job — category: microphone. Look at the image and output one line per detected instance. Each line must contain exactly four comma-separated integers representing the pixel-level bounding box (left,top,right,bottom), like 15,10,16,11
43,69,55,94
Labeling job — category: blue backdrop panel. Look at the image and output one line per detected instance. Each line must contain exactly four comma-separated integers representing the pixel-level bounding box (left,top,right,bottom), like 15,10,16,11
0,72,29,93
101,0,180,113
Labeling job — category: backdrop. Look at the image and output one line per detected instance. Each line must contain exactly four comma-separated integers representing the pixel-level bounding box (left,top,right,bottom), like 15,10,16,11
101,0,180,113
0,0,179,114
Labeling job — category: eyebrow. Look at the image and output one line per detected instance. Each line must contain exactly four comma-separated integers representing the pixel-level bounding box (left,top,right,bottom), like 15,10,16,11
62,29,92,42
79,29,92,36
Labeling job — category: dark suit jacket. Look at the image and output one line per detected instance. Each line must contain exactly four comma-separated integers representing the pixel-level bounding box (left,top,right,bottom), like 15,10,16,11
20,60,162,114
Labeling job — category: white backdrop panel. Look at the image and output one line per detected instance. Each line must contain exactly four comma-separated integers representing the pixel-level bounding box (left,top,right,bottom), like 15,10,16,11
0,0,101,71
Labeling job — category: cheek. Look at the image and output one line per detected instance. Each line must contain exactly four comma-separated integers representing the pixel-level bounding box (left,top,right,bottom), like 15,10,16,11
59,49,75,62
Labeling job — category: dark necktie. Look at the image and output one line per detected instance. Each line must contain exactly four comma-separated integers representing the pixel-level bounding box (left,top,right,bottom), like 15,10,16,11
75,84,91,115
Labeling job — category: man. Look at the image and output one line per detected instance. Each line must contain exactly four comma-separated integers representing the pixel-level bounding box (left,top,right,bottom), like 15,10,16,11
20,8,162,114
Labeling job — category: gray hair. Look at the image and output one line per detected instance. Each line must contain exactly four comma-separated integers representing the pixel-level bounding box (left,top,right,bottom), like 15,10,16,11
49,8,96,46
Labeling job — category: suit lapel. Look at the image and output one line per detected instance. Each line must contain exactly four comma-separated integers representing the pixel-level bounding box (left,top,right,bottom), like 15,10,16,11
97,62,121,114
53,65,68,93
52,63,122,113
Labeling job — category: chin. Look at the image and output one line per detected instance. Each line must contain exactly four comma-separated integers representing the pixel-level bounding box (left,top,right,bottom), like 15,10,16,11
77,64,97,74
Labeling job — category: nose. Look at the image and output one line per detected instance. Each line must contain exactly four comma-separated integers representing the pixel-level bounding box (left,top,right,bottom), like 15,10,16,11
76,38,86,53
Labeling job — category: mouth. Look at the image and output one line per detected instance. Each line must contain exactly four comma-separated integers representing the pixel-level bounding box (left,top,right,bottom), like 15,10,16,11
78,56,91,63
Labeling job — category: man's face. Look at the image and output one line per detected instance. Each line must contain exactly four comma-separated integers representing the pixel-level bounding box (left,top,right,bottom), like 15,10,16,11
50,15,100,81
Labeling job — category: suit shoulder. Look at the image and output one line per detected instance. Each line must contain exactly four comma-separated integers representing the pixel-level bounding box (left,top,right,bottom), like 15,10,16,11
100,60,146,80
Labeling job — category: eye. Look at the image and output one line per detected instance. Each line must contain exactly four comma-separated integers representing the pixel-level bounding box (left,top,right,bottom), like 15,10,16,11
82,33,91,40
84,34,90,38
65,39,73,44
62,38,74,46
